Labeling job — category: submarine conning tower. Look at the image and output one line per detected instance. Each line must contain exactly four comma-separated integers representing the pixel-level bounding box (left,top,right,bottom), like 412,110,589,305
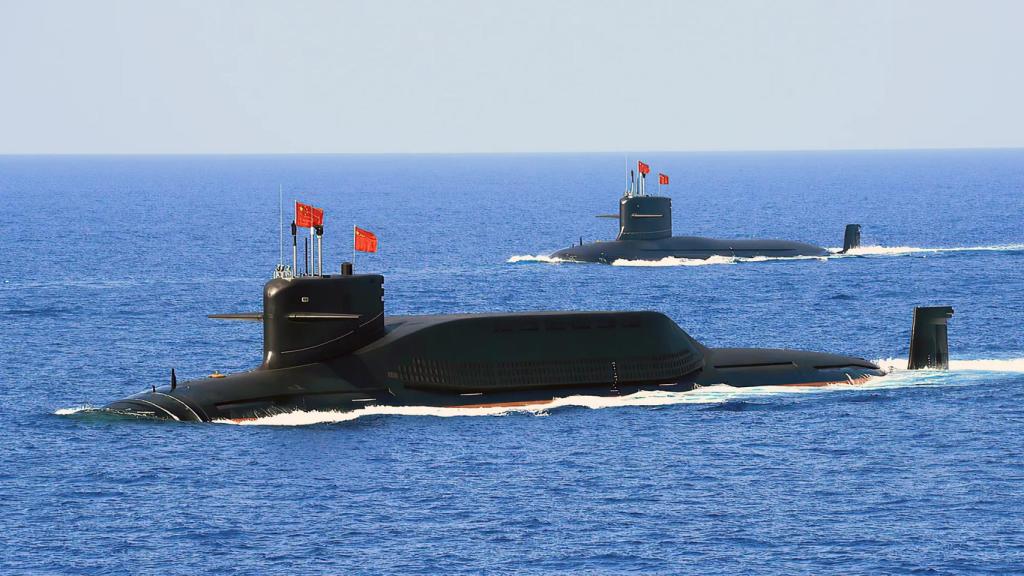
617,194,673,241
262,272,385,370
252,202,386,370
615,162,673,241
204,201,387,370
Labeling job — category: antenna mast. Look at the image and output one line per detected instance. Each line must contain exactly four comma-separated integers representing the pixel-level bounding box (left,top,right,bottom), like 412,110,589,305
278,184,283,266
624,153,629,196
316,225,323,277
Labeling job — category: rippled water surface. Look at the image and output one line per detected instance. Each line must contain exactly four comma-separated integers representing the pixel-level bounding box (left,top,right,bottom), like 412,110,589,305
2,151,1024,574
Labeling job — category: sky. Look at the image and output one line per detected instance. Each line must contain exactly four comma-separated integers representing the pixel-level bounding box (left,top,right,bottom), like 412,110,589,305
1,0,1022,154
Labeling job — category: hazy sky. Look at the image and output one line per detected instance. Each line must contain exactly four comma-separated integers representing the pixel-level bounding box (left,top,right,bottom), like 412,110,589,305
1,0,1022,153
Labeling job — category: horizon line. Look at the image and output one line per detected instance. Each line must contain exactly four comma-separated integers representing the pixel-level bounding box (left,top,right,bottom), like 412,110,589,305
1,145,1023,157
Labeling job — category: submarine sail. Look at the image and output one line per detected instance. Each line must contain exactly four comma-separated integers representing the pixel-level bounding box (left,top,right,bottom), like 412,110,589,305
551,160,860,263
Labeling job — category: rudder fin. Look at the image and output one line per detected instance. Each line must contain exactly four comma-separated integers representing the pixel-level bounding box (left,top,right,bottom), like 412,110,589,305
841,224,861,253
908,306,954,369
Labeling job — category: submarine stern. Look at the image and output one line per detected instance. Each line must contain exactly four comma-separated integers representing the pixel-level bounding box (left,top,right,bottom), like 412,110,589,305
699,348,884,388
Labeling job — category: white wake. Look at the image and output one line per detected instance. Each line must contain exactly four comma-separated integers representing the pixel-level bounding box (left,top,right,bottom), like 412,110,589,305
611,254,827,267
510,243,1024,267
872,357,1024,373
54,405,96,415
210,357,1024,426
507,254,574,264
831,243,1024,257
213,387,738,426
55,357,1024,425
612,244,1024,267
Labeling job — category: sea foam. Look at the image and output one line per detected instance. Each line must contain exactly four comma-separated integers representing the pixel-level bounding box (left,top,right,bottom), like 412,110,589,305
509,243,1024,267
55,357,1024,426
209,357,1024,426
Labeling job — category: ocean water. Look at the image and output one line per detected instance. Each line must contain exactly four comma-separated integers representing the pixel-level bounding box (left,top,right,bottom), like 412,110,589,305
2,150,1024,574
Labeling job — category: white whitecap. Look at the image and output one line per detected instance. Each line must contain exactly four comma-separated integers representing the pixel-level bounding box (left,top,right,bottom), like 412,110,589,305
56,356,1023,426
873,356,1024,373
611,254,829,267
511,243,1023,267
210,359,1023,426
610,255,739,267
53,405,96,415
506,254,573,264
831,244,1024,257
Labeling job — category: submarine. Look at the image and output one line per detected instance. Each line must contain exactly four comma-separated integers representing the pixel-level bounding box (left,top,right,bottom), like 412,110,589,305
101,223,953,423
550,162,862,264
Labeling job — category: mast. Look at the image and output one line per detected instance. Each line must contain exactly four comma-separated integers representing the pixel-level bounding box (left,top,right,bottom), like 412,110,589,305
278,184,283,266
316,225,323,277
624,154,629,197
291,220,297,276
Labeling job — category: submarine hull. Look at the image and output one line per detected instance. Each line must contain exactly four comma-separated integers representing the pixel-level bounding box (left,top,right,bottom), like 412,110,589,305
550,192,837,263
105,312,883,422
552,236,830,264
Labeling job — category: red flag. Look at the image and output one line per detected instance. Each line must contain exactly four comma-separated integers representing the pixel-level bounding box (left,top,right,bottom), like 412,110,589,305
354,227,378,253
637,161,650,175
659,173,669,185
295,201,324,228
295,202,313,228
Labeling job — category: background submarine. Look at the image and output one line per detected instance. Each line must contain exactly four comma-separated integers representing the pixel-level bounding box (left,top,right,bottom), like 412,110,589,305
551,162,862,263
103,228,953,422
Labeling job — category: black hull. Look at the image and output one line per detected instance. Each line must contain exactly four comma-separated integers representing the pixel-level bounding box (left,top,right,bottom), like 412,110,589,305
105,311,883,422
551,236,830,264
96,274,948,424
548,192,848,263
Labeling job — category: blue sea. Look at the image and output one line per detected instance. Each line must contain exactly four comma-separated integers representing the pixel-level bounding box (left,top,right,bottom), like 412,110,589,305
2,150,1024,574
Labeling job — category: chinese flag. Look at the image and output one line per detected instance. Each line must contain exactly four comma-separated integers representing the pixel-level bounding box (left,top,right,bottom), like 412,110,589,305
637,161,650,175
311,206,324,227
355,227,378,253
659,173,669,185
295,202,314,228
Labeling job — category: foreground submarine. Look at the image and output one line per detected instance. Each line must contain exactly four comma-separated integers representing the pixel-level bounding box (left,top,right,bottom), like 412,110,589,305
551,163,862,264
103,256,952,423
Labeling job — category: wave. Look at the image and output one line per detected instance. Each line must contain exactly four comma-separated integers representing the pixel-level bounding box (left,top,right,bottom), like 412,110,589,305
506,254,573,264
213,387,737,426
54,405,96,415
831,243,1024,257
611,254,827,267
611,243,1024,267
510,243,1024,267
211,357,1024,426
55,357,1023,426
872,357,1024,373
857,357,1024,393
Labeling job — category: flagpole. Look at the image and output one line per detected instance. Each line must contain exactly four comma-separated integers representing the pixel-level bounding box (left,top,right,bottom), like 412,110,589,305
352,224,356,271
292,201,297,276
316,226,323,277
278,184,283,266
